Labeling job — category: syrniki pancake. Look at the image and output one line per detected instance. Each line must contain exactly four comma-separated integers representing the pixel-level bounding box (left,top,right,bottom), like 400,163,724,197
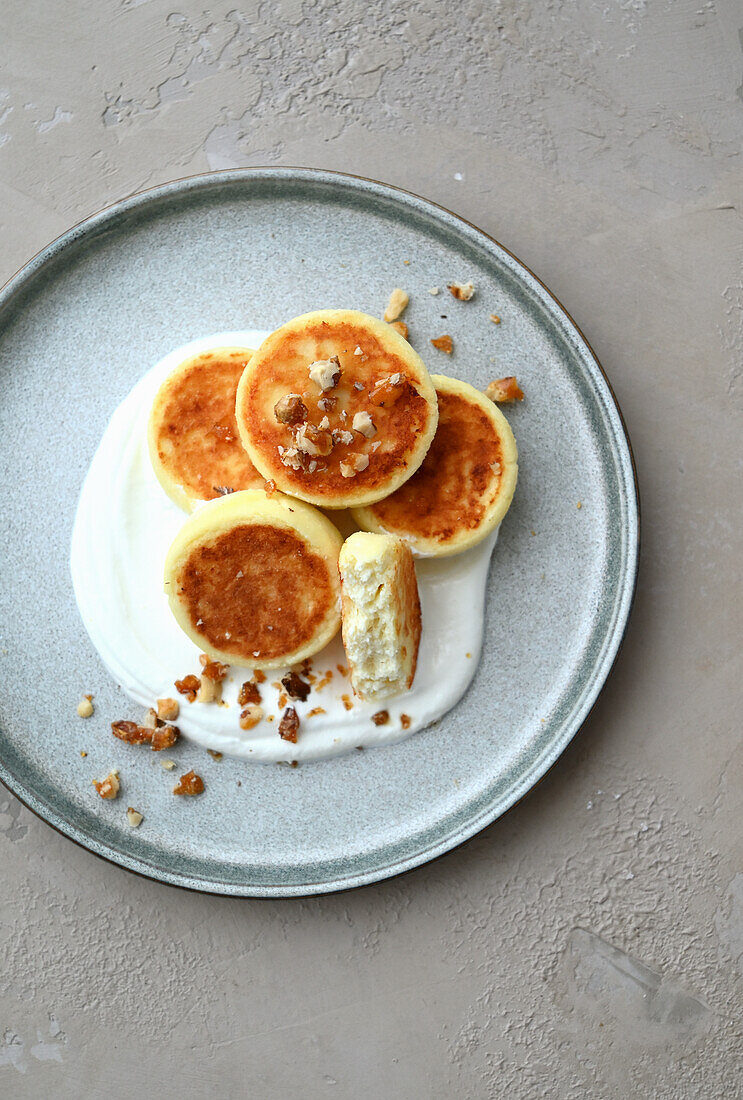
352,374,518,557
338,532,421,701
235,310,439,509
164,489,343,668
148,346,264,512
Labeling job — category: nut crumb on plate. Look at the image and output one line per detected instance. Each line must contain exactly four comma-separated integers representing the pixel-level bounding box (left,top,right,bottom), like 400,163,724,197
142,706,159,730
485,376,524,403
383,288,409,323
428,287,440,295
76,695,94,718
431,334,453,354
447,281,475,300
489,313,501,324
126,807,143,827
207,749,223,760
157,697,179,721
161,759,176,770
93,770,120,799
197,675,222,704
173,770,204,796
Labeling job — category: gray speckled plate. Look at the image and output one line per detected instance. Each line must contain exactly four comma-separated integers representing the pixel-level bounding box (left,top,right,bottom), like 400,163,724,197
0,168,638,896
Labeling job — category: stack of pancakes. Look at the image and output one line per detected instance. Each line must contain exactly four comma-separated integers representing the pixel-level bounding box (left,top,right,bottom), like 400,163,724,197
150,310,518,700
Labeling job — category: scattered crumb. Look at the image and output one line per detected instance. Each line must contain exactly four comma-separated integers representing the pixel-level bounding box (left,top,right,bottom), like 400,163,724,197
431,334,453,354
577,501,583,509
390,320,408,340
403,259,411,265
428,287,440,295
77,695,94,719
489,313,501,324
157,697,179,722
531,530,536,537
126,807,143,828
466,652,472,658
173,770,204,796
267,715,275,722
80,750,87,757
253,669,266,683
371,710,389,726
400,714,412,730
356,746,364,752
161,759,176,770
485,376,524,403
447,281,475,301
341,694,353,711
383,287,409,323
315,670,333,692
307,706,326,717
278,691,288,709
337,664,348,677
207,749,223,760
93,770,120,799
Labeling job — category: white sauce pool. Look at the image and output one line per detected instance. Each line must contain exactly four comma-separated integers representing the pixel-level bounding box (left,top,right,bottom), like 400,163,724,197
70,332,497,763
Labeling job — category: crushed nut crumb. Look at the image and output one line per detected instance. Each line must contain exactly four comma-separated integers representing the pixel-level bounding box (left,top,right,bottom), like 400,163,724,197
281,671,311,702
308,355,341,390
307,706,326,717
340,453,370,478
447,281,475,300
431,334,453,354
485,376,524,403
341,694,353,711
372,710,390,726
207,749,223,760
214,485,235,495
332,428,355,446
318,395,338,413
173,770,204,796
278,706,300,743
126,807,143,828
142,707,159,730
253,669,266,683
278,444,304,470
151,725,179,752
489,313,501,324
400,714,412,729
352,410,376,437
384,288,409,323
199,654,228,682
296,422,333,457
76,696,94,718
161,759,176,770
157,697,179,722
428,287,440,295
238,680,261,706
239,704,264,730
111,720,153,745
93,770,120,799
353,345,364,356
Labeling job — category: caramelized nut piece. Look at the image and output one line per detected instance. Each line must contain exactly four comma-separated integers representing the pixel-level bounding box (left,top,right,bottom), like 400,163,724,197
239,704,264,730
199,654,228,682
281,671,311,702
340,453,370,478
111,720,152,745
318,395,337,413
278,445,304,470
126,807,143,827
485,376,524,403
431,334,453,354
447,281,475,300
151,725,179,752
308,355,341,390
274,393,308,425
352,411,376,438
76,696,94,718
93,770,120,799
371,710,390,726
157,697,179,722
278,706,300,743
390,320,408,339
369,374,406,407
175,674,200,702
296,422,333,457
173,770,204,796
197,675,222,704
332,428,355,446
383,288,409,322
238,680,262,706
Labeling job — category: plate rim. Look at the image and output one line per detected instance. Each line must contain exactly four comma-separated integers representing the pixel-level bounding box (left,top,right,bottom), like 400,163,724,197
0,166,640,897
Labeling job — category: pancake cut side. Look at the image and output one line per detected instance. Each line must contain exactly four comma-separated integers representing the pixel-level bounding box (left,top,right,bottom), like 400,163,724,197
149,347,264,512
235,310,438,509
352,374,518,557
164,490,343,667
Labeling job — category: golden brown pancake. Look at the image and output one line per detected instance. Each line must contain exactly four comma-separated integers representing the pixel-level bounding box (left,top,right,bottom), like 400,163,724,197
163,490,343,668
148,347,264,512
352,374,518,556
235,310,438,508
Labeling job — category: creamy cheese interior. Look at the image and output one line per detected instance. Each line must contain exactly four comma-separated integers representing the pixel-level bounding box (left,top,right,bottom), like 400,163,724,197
70,332,497,763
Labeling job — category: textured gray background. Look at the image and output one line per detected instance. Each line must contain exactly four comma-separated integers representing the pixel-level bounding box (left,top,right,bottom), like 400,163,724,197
0,2,741,1096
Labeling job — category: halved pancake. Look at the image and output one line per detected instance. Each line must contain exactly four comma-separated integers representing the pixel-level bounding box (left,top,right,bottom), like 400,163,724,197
235,310,438,509
148,347,264,512
352,374,518,557
163,489,343,668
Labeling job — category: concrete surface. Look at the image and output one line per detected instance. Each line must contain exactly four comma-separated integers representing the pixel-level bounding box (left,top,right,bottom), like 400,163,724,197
1,1,741,1096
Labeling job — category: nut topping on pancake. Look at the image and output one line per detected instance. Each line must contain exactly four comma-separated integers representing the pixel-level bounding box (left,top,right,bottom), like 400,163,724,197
340,453,370,478
296,422,334,456
352,411,376,437
308,355,342,390
274,393,307,424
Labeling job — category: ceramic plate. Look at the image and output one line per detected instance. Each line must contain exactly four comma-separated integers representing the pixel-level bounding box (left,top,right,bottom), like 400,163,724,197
0,168,638,896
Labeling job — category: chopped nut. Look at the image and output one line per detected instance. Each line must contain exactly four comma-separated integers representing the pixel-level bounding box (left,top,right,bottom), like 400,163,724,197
485,376,524,403
431,334,453,354
384,287,409,323
93,770,119,799
296,422,333,456
340,453,370,478
371,710,390,726
76,696,94,719
447,281,475,300
151,725,179,752
111,720,152,745
353,345,364,356
281,671,311,701
390,320,408,339
274,393,308,425
369,373,406,407
173,770,204,796
308,355,341,390
253,669,266,683
207,749,223,760
126,807,143,828
142,707,159,730
278,445,304,470
428,286,440,295
157,697,179,722
239,704,264,730
489,313,501,324
318,395,337,413
352,410,376,437
238,680,262,706
199,654,228,682
318,415,330,430
400,713,412,729
332,428,355,446
264,479,276,497
278,706,300,743
175,674,200,702
197,675,222,704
